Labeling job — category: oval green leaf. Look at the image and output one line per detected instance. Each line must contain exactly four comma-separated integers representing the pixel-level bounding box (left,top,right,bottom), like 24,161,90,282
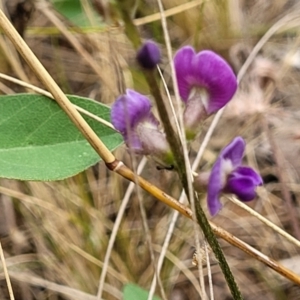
0,93,123,181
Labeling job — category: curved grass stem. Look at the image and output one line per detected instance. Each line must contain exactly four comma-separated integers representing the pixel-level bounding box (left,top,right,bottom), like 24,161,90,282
0,9,116,165
0,241,15,300
108,160,300,286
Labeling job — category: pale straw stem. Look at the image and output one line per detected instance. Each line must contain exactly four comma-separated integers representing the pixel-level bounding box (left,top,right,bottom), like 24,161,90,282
228,196,300,248
0,72,116,130
0,241,15,300
96,157,148,300
0,9,115,163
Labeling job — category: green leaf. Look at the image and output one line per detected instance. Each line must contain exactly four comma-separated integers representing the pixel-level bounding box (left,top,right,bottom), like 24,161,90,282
0,93,123,181
123,283,161,300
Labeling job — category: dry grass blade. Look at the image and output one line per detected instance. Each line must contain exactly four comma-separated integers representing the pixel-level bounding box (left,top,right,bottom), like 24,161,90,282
210,223,300,285
134,0,205,26
0,271,122,300
0,8,115,164
152,243,204,297
0,186,66,217
0,72,116,130
228,196,300,248
0,241,15,300
96,157,148,299
35,0,118,98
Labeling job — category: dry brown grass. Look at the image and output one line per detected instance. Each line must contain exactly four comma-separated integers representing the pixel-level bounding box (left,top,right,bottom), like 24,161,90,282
1,0,300,299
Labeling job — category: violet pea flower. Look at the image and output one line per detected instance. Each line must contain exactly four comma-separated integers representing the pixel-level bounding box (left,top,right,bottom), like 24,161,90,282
205,137,263,216
174,46,238,140
110,89,174,167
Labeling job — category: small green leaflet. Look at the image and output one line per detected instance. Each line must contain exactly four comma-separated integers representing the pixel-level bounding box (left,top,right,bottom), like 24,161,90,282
123,283,161,300
0,93,123,181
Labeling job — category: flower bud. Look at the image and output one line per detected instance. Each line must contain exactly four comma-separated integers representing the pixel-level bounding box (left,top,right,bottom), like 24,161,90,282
137,40,161,69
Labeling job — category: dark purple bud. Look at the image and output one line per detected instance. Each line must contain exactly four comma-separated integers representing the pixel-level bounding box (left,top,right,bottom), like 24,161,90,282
137,40,161,69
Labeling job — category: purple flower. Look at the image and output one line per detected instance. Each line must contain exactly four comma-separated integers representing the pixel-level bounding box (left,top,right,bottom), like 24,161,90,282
174,46,237,139
137,40,161,69
207,137,262,216
111,89,173,166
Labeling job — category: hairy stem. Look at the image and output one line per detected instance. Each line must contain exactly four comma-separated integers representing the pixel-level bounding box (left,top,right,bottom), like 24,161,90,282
115,2,243,298
194,198,242,299
116,1,189,194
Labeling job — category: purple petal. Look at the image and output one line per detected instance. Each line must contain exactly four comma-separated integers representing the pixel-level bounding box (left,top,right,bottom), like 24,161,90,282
174,46,196,102
192,50,237,114
125,131,143,152
225,176,257,201
220,137,245,168
224,166,262,201
234,166,263,186
137,40,161,69
207,158,224,216
110,89,152,135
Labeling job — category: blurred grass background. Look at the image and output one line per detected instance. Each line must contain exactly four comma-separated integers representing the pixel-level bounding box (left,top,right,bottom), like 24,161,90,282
1,0,300,299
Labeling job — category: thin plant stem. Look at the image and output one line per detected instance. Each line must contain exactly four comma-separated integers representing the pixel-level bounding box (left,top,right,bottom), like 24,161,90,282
36,0,118,97
0,72,116,130
194,198,242,299
151,244,205,297
133,0,205,26
157,65,182,140
262,118,300,240
155,2,214,298
155,0,242,298
205,241,214,300
209,222,300,284
115,0,190,196
137,189,168,300
0,240,15,300
148,190,207,300
143,69,189,192
7,271,119,300
154,0,192,200
148,106,225,299
107,160,193,218
110,161,300,285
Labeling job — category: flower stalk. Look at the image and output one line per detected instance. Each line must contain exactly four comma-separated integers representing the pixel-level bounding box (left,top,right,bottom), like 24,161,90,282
114,2,243,298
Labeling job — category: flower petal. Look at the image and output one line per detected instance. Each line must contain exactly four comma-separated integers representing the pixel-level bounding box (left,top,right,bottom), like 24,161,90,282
137,124,172,159
220,137,245,168
225,176,257,201
207,157,224,216
191,50,237,114
224,166,262,201
234,166,263,186
174,46,196,102
110,89,153,135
